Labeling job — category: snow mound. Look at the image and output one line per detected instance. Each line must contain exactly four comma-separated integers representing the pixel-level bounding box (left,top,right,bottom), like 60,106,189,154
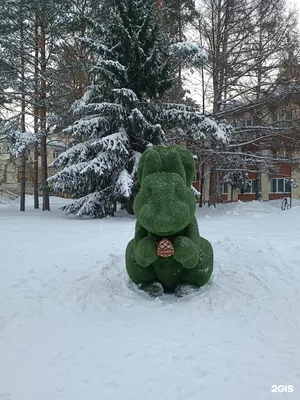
0,196,11,207
223,200,281,216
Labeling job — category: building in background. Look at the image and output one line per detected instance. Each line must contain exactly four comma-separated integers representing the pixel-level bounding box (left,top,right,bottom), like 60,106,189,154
192,105,300,204
0,137,67,195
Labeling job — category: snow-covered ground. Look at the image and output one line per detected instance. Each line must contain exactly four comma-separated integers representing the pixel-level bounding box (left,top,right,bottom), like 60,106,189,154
1,196,299,400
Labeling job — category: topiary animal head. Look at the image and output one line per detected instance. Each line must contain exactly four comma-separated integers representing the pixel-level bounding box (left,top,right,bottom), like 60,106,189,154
134,146,196,236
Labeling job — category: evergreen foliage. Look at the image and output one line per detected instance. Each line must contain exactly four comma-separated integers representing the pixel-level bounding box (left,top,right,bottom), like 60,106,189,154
49,0,227,218
0,120,37,157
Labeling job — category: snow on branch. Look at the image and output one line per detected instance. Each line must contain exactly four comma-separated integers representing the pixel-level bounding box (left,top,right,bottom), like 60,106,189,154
80,149,124,177
48,162,90,190
160,107,230,143
93,59,126,74
71,88,93,114
170,42,207,68
130,151,141,176
83,39,113,58
114,169,134,198
199,119,231,143
91,66,122,86
64,116,109,138
84,102,126,117
130,108,166,146
48,163,92,197
90,130,129,153
0,120,37,157
191,185,200,197
50,142,91,168
9,131,37,157
61,188,115,219
112,88,138,104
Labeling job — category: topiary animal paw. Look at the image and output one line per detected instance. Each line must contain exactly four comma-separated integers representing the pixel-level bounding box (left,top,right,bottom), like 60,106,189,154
175,284,199,297
138,282,164,297
135,236,158,267
173,236,199,268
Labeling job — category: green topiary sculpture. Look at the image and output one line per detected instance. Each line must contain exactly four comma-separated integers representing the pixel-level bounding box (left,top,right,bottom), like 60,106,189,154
125,145,213,297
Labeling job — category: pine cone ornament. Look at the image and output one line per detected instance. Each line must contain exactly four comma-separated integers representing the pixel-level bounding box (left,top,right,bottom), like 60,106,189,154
157,238,174,258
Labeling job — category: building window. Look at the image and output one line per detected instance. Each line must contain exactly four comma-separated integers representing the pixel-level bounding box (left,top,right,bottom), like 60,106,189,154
1,164,7,183
245,179,257,194
194,171,200,182
270,178,291,193
52,151,61,159
275,110,293,128
0,144,8,153
222,182,228,194
242,119,254,127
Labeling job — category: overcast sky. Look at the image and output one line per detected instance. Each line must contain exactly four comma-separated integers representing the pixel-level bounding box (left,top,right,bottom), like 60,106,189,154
291,0,300,14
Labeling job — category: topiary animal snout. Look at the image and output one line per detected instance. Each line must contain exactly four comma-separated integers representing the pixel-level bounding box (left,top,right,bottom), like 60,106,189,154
134,172,195,236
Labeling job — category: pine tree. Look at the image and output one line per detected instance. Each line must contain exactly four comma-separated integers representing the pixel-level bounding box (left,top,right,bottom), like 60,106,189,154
49,0,228,218
48,0,102,132
159,0,200,103
0,0,33,210
0,0,71,211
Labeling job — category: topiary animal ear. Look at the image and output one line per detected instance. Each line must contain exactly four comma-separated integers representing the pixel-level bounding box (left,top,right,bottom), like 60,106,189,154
137,149,162,183
165,149,186,182
176,147,195,187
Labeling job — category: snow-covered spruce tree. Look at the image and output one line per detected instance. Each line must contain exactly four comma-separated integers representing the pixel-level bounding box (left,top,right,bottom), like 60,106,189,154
220,154,250,200
49,0,228,218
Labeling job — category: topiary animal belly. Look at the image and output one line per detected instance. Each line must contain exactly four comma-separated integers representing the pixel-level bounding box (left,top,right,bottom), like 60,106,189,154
152,256,185,288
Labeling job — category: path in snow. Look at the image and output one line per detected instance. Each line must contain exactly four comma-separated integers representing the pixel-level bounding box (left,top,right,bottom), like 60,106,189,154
0,198,299,400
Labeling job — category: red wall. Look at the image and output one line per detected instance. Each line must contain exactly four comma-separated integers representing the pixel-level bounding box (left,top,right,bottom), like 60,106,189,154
222,194,228,201
192,181,200,191
278,164,292,176
269,193,286,200
248,171,257,180
238,193,256,201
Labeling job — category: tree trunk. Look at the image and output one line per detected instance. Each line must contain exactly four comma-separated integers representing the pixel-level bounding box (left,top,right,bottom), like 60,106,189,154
256,171,263,201
126,196,135,215
20,19,26,212
33,143,39,208
208,1,223,208
208,163,218,207
40,134,50,210
199,161,205,207
40,26,50,211
177,0,182,102
20,152,26,211
33,13,39,209
78,24,86,98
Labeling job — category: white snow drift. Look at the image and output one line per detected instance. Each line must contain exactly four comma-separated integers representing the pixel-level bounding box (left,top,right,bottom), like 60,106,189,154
0,197,299,400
